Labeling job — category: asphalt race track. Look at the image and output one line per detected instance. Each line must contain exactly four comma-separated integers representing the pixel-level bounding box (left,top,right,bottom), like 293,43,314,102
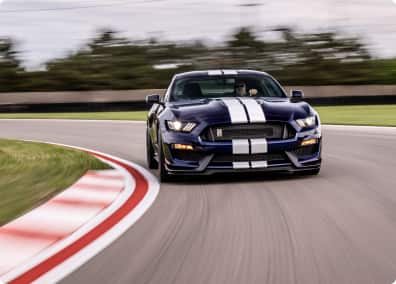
1,120,396,284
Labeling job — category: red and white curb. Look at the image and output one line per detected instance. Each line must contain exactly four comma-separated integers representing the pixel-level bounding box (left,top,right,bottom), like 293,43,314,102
0,142,160,284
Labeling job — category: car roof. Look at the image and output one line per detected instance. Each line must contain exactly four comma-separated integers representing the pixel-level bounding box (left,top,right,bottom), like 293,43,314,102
174,69,270,79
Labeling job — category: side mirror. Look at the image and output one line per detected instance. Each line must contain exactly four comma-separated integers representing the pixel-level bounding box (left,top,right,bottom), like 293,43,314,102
146,94,161,105
290,90,304,102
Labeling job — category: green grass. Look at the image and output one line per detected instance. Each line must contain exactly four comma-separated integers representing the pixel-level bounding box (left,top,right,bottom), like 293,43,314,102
315,105,396,127
0,139,110,226
0,105,395,127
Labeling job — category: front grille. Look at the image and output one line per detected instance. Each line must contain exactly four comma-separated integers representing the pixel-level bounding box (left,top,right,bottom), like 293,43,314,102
201,123,295,142
212,153,287,163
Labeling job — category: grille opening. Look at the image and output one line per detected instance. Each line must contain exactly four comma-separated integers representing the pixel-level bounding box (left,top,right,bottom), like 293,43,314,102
293,144,319,158
201,123,295,142
171,150,206,162
212,153,287,163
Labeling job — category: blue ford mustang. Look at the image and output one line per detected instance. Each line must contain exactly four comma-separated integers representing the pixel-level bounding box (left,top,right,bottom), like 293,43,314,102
146,70,322,181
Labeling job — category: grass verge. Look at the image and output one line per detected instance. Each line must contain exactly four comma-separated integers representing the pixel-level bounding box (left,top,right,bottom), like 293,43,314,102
0,105,395,127
0,139,110,226
315,105,396,127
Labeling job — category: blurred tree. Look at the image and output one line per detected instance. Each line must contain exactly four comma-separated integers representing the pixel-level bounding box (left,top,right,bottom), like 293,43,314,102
44,29,205,90
1,27,395,92
0,38,22,92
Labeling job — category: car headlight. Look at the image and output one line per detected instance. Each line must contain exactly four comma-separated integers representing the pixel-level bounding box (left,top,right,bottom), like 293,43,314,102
296,116,316,128
166,120,197,132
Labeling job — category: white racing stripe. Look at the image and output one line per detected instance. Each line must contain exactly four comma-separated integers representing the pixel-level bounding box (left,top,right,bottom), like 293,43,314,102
232,139,249,154
232,162,250,169
222,70,237,75
208,70,222,76
251,161,268,168
251,138,268,154
223,97,268,169
221,99,249,124
233,161,268,169
231,138,268,169
239,98,266,123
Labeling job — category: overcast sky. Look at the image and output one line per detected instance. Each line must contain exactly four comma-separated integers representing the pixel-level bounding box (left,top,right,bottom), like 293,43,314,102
0,0,396,68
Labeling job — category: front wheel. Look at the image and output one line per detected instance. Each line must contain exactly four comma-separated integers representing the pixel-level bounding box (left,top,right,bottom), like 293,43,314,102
146,129,158,169
157,134,172,182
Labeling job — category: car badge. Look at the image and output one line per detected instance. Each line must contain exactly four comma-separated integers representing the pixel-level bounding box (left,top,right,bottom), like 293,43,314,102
216,128,223,137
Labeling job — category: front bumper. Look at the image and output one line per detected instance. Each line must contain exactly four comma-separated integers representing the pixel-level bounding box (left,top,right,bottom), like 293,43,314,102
161,127,322,175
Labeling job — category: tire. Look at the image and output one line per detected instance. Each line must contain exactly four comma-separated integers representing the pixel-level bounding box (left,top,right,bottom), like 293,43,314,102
146,129,158,169
157,134,172,182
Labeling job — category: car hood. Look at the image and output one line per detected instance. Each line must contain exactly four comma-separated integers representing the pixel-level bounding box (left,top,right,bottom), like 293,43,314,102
166,97,313,124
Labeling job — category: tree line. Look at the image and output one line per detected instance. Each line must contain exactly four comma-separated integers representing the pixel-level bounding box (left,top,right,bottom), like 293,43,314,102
1,27,396,92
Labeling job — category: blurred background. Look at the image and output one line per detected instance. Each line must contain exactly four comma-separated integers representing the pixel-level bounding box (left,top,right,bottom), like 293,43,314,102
0,0,396,105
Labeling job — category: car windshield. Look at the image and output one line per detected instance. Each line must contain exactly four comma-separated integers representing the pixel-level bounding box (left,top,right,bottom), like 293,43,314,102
169,75,286,101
